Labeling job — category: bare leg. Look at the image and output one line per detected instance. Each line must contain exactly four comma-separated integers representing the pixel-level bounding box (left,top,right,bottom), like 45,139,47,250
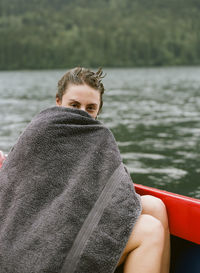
141,195,170,273
119,214,165,273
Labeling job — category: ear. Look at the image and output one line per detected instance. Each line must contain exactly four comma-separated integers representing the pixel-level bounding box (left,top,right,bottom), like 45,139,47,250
56,96,62,106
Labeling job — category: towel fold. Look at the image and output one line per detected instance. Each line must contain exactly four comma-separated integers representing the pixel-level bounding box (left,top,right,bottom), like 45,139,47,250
0,106,141,273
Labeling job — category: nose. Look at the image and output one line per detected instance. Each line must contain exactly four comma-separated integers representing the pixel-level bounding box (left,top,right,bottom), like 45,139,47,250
80,106,86,112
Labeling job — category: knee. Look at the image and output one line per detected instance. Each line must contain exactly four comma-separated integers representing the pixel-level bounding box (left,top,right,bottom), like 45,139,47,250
141,195,166,214
141,195,169,230
140,214,165,245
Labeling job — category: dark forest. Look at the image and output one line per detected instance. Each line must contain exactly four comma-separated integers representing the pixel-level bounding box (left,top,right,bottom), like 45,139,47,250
0,0,200,69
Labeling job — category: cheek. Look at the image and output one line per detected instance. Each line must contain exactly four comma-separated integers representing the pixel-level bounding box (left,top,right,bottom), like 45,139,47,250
97,100,101,113
96,95,101,112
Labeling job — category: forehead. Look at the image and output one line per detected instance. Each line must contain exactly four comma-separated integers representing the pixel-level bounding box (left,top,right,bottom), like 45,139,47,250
64,84,100,104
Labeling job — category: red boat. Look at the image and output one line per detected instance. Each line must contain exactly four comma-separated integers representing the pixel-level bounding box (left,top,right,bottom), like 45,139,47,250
134,184,200,273
0,157,199,272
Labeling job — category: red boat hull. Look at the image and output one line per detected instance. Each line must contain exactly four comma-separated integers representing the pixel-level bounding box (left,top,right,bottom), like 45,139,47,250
134,184,200,273
134,183,200,245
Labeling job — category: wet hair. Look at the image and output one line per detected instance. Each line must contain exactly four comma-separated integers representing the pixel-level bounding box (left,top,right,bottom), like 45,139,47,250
56,67,105,114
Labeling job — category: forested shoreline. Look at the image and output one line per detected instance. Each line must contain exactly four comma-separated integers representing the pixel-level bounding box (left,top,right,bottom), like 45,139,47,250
0,0,200,70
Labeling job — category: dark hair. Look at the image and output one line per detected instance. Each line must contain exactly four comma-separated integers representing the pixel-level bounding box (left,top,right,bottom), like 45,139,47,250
56,67,105,114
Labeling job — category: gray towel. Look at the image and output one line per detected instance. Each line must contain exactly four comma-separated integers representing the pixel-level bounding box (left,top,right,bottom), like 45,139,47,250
0,106,141,273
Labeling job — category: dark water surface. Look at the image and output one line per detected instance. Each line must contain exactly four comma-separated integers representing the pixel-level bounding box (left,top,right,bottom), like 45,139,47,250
0,67,200,198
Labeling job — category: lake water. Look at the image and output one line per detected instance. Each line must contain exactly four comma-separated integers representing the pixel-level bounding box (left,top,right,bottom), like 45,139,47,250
0,67,200,198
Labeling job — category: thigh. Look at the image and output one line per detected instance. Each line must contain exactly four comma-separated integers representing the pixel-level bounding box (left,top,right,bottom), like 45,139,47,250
117,214,164,266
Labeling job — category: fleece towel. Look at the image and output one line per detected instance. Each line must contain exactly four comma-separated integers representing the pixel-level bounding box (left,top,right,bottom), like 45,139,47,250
0,106,141,273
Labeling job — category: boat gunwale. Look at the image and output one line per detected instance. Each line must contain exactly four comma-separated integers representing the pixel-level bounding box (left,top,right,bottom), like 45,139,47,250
134,183,200,245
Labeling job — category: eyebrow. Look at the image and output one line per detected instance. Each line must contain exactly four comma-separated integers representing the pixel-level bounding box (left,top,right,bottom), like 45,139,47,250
69,100,98,107
87,103,98,107
69,100,80,104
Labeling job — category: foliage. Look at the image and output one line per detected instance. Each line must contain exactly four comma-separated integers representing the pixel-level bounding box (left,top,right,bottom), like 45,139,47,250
0,0,200,69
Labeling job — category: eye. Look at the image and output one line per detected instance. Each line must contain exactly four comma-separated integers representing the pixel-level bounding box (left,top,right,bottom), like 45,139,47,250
87,105,96,112
70,103,79,108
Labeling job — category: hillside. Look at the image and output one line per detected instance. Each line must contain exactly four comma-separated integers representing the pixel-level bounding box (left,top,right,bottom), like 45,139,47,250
0,0,200,69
